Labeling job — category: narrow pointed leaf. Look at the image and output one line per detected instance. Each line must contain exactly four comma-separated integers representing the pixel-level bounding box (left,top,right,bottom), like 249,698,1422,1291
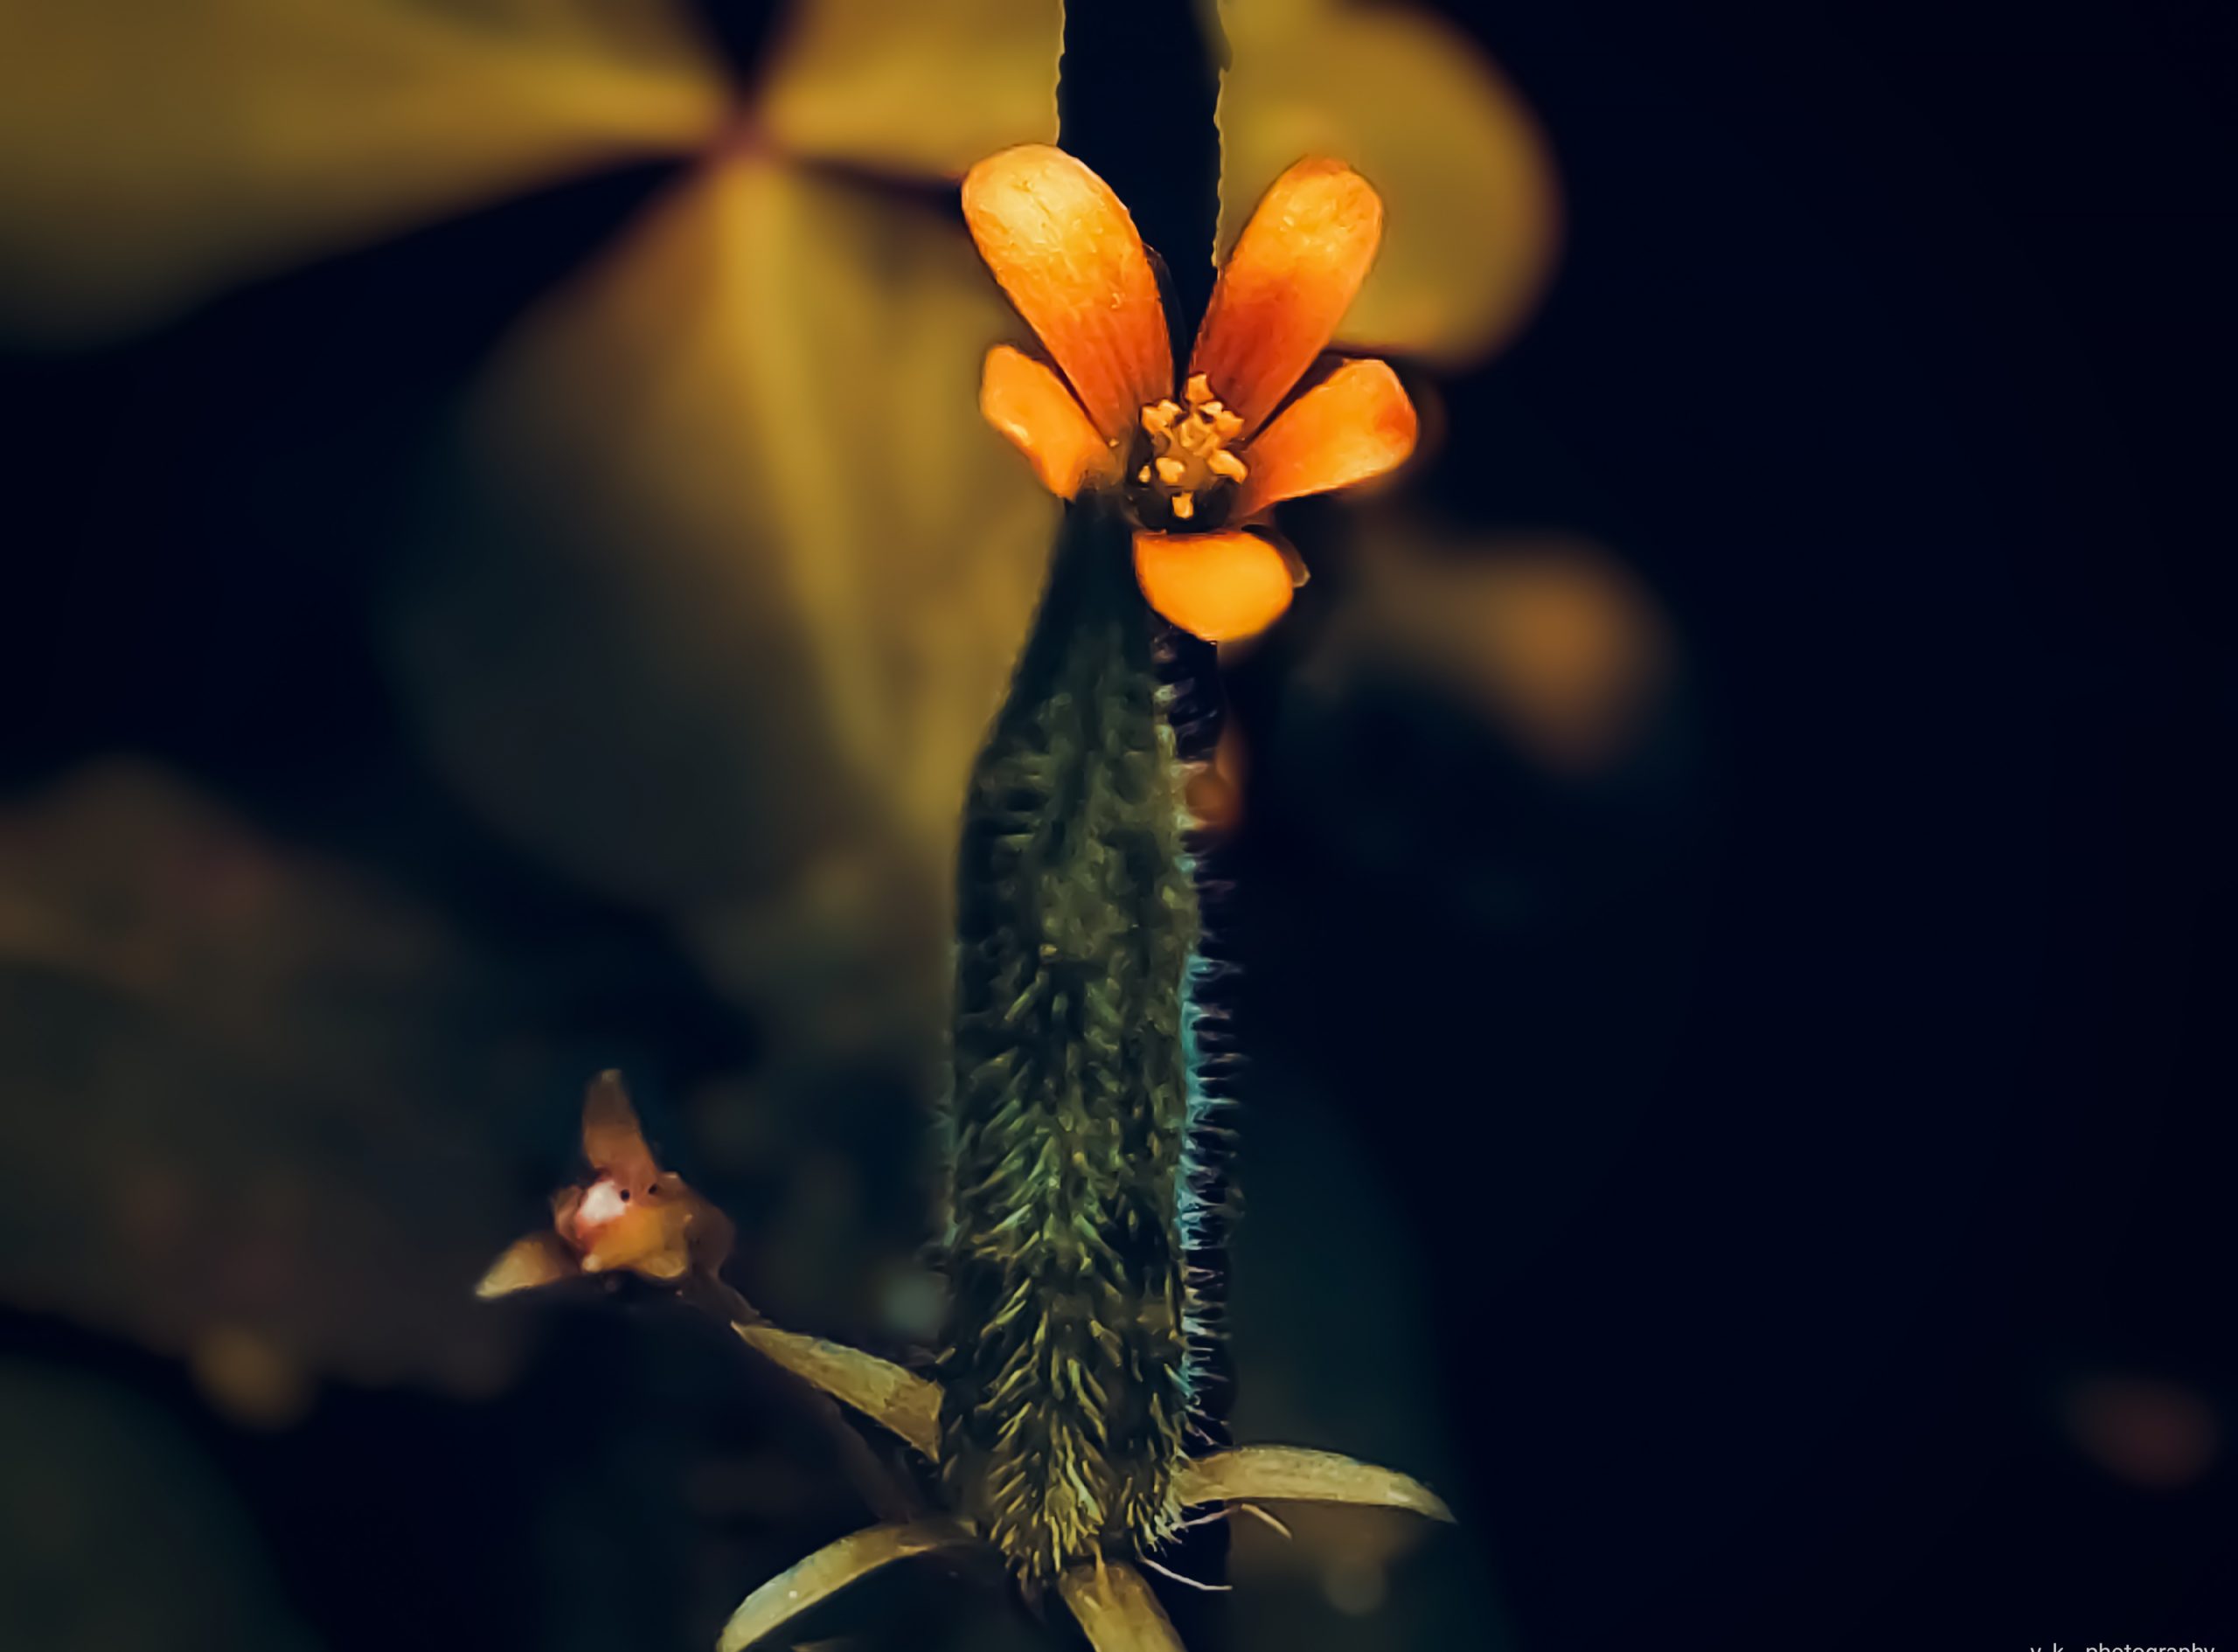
1058,1561,1186,1652
1172,1446,1454,1522
733,1322,942,1460
717,1519,978,1652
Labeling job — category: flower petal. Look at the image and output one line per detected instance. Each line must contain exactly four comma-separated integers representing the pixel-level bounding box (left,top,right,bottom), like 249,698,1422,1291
962,145,1171,441
1189,157,1382,437
1133,531,1296,642
475,1232,580,1300
1220,0,1560,364
1233,358,1417,517
981,344,1121,499
760,0,1060,178
681,1189,736,1275
581,1070,659,1183
577,1203,693,1281
0,0,730,345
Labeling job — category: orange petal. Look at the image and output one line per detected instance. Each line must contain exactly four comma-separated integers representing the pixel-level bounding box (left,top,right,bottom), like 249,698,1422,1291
476,1232,580,1299
962,145,1171,441
1133,531,1296,642
1191,158,1384,436
1233,359,1417,518
683,1190,737,1274
581,1070,659,1183
575,1199,694,1281
980,344,1121,498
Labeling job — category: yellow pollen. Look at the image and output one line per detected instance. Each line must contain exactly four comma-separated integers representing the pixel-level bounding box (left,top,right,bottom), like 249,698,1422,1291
1134,382,1247,522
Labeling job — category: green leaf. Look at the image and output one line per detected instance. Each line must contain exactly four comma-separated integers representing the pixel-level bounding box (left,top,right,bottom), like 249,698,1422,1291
733,1322,942,1460
1056,1561,1186,1652
717,1519,980,1652
1171,1446,1454,1522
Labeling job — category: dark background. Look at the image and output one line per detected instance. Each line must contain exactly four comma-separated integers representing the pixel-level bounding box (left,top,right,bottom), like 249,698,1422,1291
3,1,2233,1649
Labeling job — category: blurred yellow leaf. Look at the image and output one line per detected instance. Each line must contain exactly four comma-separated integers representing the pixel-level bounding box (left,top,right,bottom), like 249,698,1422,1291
0,0,730,344
761,0,1060,177
0,761,558,1397
388,155,1056,1023
1218,0,1560,364
1325,523,1675,772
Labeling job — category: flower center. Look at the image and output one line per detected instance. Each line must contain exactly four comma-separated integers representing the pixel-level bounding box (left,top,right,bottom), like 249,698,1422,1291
1130,373,1247,527
574,1177,629,1236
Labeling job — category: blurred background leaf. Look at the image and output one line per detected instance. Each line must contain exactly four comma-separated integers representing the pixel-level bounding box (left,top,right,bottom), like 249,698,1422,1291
0,0,729,344
387,154,1057,1066
1304,518,1677,774
1217,0,1560,365
0,1364,317,1651
759,0,1061,176
0,760,558,1399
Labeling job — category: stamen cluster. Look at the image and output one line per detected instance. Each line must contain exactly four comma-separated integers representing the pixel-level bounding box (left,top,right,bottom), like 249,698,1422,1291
1131,373,1247,527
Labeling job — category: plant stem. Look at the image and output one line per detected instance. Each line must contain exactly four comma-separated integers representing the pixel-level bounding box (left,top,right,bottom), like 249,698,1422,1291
938,0,1230,1587
937,508,1206,1581
1057,0,1226,337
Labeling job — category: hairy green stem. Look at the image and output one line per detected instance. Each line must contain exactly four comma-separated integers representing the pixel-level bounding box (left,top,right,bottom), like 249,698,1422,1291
937,507,1207,1581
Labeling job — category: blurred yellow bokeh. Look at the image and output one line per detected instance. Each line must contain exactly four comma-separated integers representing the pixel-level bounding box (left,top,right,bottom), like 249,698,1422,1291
392,153,1057,1034
1218,0,1561,365
1311,519,1676,773
0,0,729,344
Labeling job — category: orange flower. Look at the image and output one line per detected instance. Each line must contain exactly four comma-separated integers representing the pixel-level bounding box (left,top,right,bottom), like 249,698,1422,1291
965,146,1420,642
476,1071,732,1296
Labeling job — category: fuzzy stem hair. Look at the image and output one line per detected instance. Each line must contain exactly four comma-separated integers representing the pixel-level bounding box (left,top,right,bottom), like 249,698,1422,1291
937,505,1207,1582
